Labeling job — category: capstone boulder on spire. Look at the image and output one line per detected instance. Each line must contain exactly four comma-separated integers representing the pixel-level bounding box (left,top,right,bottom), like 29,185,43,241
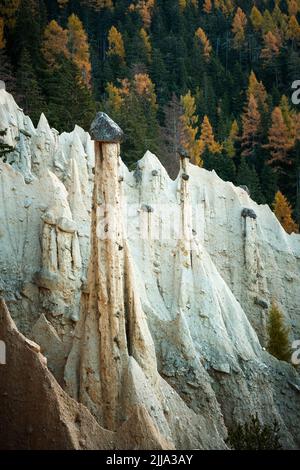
90,112,124,143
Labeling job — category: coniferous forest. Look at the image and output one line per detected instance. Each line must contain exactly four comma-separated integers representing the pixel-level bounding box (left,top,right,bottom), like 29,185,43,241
0,0,300,232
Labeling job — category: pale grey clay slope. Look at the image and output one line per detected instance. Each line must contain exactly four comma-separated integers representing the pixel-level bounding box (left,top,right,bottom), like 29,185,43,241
0,89,300,449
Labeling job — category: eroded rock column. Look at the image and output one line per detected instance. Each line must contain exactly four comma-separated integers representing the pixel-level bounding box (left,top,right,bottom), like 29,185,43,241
88,114,128,429
65,114,159,433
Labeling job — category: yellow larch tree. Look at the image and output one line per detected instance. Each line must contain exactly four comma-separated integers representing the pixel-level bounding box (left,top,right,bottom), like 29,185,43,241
57,0,69,8
218,0,234,16
272,4,288,40
273,191,299,234
265,107,292,165
67,14,91,87
180,91,204,166
232,7,247,49
139,27,152,62
279,95,295,136
106,74,157,114
287,0,299,16
134,73,158,110
221,0,234,12
250,5,263,30
179,0,187,11
129,1,155,29
139,0,155,28
105,82,124,114
287,15,300,42
203,0,212,14
179,0,198,11
247,71,268,112
42,20,69,69
224,119,239,158
241,94,261,157
200,115,222,154
195,27,212,61
261,10,276,34
261,31,281,62
279,95,300,145
0,0,20,30
108,26,126,61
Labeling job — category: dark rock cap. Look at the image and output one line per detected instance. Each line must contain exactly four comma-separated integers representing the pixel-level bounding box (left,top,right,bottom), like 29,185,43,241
178,146,190,159
241,208,257,220
254,297,269,309
90,112,124,143
141,204,154,213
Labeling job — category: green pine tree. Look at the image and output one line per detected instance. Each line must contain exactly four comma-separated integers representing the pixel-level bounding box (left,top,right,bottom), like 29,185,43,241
0,48,18,97
227,414,281,450
260,165,278,206
236,158,265,203
288,139,300,225
16,48,46,125
44,57,96,132
13,0,47,65
202,147,236,183
103,74,161,169
119,91,160,168
0,129,14,158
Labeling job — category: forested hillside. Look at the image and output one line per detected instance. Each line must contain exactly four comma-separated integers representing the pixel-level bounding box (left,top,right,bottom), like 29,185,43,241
0,0,300,231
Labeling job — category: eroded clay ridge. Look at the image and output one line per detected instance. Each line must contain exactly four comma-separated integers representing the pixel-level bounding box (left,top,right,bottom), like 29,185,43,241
0,89,299,449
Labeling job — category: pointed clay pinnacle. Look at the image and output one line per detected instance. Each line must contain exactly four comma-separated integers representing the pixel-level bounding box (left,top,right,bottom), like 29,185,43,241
90,112,124,143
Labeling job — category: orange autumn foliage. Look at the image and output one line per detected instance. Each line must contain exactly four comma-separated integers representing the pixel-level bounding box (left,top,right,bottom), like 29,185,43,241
42,20,69,68
232,7,247,48
67,14,91,87
195,27,212,60
108,26,125,60
265,107,292,165
200,115,222,154
273,191,299,234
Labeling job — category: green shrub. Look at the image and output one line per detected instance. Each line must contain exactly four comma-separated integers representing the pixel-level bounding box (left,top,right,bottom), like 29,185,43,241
226,414,281,450
267,302,291,362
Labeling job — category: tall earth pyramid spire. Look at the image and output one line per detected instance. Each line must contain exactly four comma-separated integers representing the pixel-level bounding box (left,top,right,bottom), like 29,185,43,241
64,113,157,431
